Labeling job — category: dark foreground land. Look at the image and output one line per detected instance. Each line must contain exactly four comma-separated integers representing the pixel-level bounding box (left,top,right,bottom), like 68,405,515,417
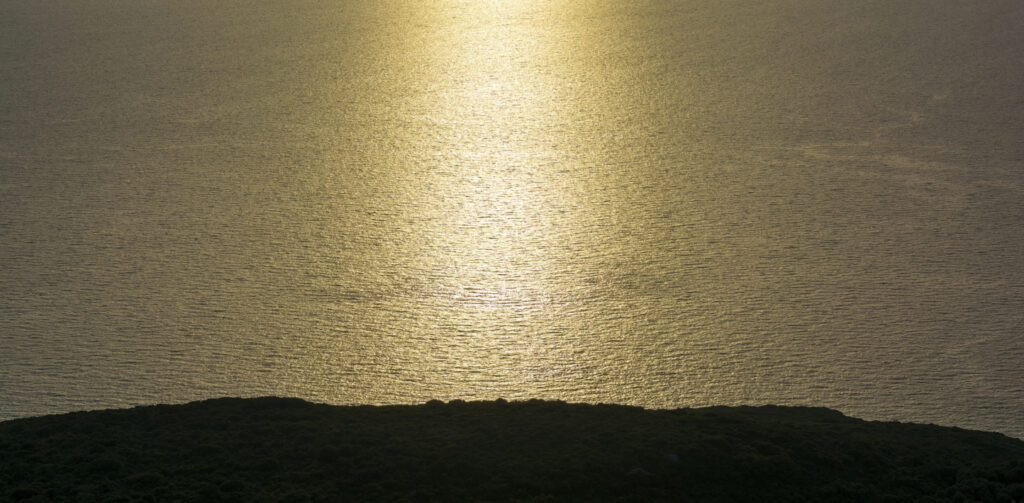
1,398,1022,502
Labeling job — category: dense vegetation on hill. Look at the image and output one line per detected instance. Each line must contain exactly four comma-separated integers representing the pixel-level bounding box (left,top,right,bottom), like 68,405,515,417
1,398,1022,502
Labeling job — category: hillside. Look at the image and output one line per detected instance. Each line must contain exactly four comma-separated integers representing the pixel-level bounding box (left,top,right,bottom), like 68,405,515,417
2,398,1022,502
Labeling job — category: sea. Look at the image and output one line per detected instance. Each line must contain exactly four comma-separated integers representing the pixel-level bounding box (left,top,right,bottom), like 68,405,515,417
1,0,1022,439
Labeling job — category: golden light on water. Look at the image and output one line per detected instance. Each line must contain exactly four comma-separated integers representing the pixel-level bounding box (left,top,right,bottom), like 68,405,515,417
361,0,593,398
342,1,708,403
413,1,568,314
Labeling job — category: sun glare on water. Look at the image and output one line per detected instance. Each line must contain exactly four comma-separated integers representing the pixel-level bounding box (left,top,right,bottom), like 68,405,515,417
320,0,600,398
410,2,571,315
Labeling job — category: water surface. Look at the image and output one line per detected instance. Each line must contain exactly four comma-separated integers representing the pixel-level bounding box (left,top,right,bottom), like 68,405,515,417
1,0,1022,438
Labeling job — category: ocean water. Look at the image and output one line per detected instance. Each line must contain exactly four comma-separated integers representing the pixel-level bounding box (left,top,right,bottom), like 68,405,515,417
1,0,1022,438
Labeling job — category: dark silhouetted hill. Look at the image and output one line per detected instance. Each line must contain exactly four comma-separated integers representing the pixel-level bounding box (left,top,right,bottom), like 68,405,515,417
1,398,1022,502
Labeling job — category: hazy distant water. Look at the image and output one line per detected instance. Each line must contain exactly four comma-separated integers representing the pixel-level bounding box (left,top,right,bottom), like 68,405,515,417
2,0,1022,438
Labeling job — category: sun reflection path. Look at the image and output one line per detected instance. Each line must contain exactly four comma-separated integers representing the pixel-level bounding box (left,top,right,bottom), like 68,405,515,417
414,1,571,315
381,0,591,396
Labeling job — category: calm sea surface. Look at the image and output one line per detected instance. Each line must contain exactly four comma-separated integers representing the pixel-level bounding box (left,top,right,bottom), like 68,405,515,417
1,0,1022,438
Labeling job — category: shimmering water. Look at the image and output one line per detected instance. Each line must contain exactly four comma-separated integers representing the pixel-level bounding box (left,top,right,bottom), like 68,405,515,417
1,0,1022,438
